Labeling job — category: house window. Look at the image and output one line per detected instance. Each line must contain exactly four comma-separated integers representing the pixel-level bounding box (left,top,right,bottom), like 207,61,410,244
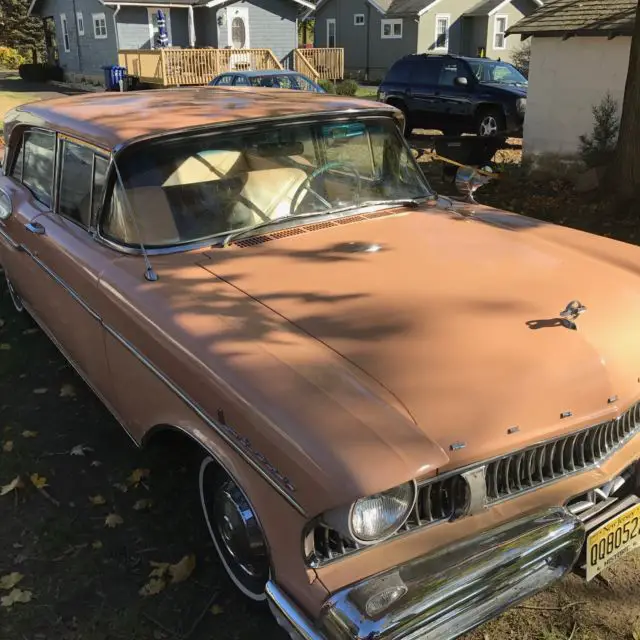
354,13,365,26
326,18,336,47
60,14,70,52
76,12,84,36
148,8,173,49
434,14,450,50
494,14,508,49
381,19,402,39
92,13,107,39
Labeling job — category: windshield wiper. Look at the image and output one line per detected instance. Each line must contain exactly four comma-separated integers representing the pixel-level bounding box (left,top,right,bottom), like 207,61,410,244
219,196,433,247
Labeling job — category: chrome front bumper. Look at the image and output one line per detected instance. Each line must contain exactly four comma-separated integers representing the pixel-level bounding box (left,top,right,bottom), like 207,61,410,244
267,508,585,640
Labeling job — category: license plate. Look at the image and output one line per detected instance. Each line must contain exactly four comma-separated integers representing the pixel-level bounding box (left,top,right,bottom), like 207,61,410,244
586,503,640,581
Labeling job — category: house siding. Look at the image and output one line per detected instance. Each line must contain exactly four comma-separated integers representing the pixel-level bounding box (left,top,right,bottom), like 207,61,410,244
524,35,631,156
194,6,218,47
118,7,190,49
462,14,488,56
38,0,118,80
417,0,470,54
484,0,531,62
316,0,417,80
216,0,298,63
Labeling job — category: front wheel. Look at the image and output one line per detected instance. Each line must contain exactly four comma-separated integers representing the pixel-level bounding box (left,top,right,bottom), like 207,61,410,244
199,457,269,601
476,108,505,137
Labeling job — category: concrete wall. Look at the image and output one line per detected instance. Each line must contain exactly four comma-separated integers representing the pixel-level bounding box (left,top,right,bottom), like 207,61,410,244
524,35,631,156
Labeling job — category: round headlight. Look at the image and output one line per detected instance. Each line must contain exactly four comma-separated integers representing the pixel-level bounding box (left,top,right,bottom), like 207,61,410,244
0,190,12,221
350,481,416,543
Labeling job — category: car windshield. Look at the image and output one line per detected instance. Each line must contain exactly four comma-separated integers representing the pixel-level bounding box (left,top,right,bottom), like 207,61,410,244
102,117,432,248
468,60,527,86
247,74,313,90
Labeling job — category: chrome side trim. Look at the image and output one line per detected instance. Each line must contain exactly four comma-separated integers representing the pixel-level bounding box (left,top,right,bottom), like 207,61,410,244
103,324,306,516
266,582,323,640
0,225,21,250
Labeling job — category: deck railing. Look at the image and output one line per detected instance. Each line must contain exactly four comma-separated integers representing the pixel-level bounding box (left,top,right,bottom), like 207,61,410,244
293,49,320,82
295,48,344,81
118,48,283,86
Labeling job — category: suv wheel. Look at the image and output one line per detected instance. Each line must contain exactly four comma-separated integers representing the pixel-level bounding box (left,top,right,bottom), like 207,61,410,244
476,108,505,137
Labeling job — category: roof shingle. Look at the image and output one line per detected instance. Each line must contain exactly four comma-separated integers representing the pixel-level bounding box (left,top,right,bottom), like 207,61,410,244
509,0,636,37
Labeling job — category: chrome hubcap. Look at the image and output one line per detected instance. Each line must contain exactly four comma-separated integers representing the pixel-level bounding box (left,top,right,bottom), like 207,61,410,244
5,273,23,312
480,116,498,137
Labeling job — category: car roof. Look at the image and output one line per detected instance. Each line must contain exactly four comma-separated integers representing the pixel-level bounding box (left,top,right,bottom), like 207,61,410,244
401,53,501,63
3,87,393,151
220,70,306,77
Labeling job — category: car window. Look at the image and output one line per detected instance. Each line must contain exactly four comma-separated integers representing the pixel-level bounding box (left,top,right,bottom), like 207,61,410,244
386,58,414,83
293,75,316,91
22,130,55,208
93,156,109,219
215,75,234,85
415,58,441,84
233,75,249,86
438,61,467,87
59,140,94,227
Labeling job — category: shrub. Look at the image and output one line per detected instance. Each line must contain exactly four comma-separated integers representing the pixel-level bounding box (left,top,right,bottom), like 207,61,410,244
511,41,530,78
578,92,619,168
18,63,63,82
335,79,358,96
0,47,27,70
318,79,335,94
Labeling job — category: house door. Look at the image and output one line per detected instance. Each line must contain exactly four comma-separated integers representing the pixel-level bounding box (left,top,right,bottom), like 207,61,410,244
326,18,336,47
228,7,250,49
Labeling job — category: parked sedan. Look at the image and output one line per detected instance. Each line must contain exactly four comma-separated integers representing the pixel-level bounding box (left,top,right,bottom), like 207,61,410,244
2,87,640,640
209,69,325,92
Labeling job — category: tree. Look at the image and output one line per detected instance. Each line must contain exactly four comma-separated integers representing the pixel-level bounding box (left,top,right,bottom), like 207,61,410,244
0,0,45,62
607,0,640,200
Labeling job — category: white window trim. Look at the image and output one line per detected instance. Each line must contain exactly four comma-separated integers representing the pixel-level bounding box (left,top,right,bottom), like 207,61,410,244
493,14,508,50
354,13,365,26
76,11,84,36
92,12,108,39
60,13,70,52
147,7,173,49
381,18,402,39
434,13,450,51
326,18,336,47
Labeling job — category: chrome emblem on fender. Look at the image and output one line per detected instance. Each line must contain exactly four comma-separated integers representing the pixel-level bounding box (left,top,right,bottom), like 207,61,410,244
559,300,587,330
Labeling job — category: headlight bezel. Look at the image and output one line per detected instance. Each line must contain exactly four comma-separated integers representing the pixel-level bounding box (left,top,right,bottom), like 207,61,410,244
516,97,527,115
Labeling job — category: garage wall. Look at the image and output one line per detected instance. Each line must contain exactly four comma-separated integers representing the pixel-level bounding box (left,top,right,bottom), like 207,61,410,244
523,35,631,156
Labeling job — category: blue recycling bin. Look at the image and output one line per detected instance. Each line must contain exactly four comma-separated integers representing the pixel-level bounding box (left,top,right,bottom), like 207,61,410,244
102,65,127,91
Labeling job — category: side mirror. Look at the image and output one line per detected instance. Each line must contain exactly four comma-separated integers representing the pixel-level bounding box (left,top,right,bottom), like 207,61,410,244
454,76,469,87
455,166,492,203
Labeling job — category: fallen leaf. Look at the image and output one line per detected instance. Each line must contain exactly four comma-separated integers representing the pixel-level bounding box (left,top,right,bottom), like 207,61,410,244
139,577,166,597
0,572,23,590
104,513,123,528
2,441,13,453
70,444,93,456
133,498,153,511
0,588,32,607
89,495,106,506
91,540,103,550
0,476,24,496
127,468,150,487
59,384,76,398
210,603,224,615
29,474,48,489
169,555,196,584
0,343,11,351
112,482,127,493
149,561,170,579
90,460,102,468
21,430,38,438
0,319,4,329
32,389,47,395
22,328,39,335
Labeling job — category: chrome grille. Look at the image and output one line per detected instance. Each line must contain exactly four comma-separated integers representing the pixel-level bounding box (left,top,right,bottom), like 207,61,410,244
307,474,470,566
486,403,640,503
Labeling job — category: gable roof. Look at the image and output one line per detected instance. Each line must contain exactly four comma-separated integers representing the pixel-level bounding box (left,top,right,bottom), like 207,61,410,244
465,0,542,17
509,0,636,38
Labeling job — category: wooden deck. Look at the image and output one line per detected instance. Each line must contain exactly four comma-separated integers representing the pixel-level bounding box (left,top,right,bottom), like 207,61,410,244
118,47,345,86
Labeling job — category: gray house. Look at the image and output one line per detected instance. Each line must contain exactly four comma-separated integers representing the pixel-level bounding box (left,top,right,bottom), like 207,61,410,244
28,0,313,84
313,0,542,80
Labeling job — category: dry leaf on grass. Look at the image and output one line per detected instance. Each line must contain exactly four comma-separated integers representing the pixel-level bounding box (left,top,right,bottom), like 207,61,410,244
210,603,224,615
89,495,106,506
139,577,166,597
104,513,123,528
59,384,77,398
70,444,93,456
91,540,103,550
0,588,32,607
21,430,38,438
133,498,153,511
127,468,150,487
29,474,48,490
0,476,24,496
2,441,13,453
90,460,102,467
0,572,23,590
112,482,128,493
0,343,11,351
22,328,39,336
169,555,196,584
32,389,47,395
0,319,4,329
149,561,170,579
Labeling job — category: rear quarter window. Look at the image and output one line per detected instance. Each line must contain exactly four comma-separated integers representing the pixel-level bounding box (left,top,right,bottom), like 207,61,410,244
385,58,414,83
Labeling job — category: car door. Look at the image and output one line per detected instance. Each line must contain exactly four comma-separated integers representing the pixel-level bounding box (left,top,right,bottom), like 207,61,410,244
408,57,444,129
434,60,475,132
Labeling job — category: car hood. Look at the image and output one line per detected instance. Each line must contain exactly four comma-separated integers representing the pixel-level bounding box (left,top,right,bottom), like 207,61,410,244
480,82,527,97
199,203,640,472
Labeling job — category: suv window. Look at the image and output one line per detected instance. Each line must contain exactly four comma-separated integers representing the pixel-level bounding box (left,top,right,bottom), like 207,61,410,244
22,130,55,208
415,58,442,84
59,140,95,227
438,60,469,87
386,58,414,83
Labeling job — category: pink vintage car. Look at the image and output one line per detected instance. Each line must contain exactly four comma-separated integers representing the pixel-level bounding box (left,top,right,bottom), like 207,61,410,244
1,87,639,640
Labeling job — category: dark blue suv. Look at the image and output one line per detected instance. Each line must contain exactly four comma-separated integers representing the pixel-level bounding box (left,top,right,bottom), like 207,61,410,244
377,54,527,137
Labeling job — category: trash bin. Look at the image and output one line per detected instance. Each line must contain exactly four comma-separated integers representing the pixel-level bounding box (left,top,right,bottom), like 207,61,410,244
101,65,127,91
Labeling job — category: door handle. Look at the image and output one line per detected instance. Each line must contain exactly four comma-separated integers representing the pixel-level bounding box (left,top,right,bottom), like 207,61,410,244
25,222,46,235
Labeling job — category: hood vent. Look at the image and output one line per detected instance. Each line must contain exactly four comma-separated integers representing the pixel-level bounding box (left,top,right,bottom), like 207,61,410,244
235,209,403,248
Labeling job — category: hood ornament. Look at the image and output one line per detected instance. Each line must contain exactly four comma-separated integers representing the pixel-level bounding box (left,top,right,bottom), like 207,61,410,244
559,300,587,330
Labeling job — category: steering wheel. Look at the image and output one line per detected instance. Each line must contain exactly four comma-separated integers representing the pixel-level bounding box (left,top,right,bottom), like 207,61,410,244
289,161,361,216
